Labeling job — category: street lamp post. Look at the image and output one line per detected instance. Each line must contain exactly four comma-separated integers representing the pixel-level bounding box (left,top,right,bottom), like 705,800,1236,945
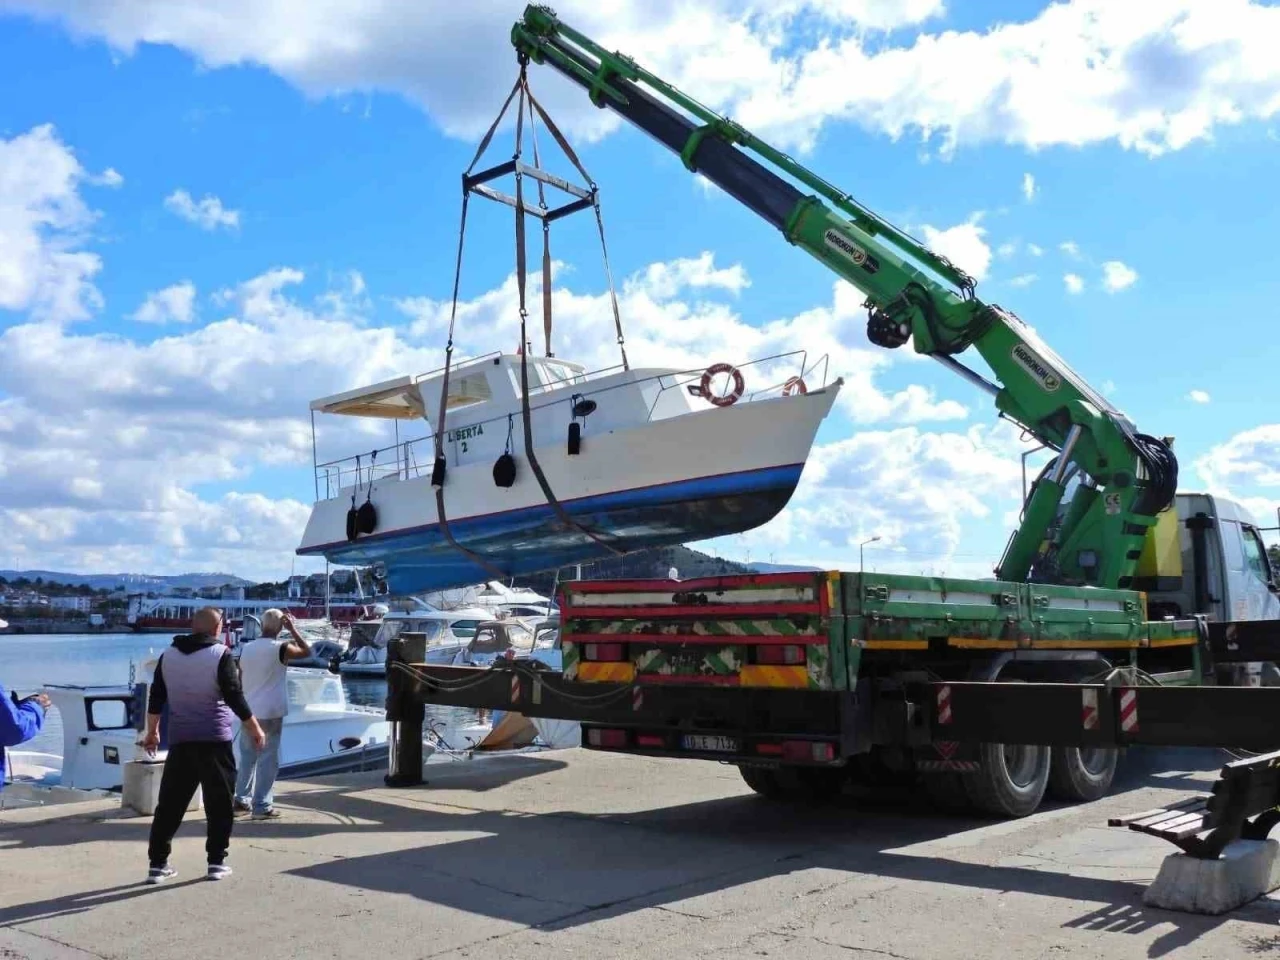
859,535,882,575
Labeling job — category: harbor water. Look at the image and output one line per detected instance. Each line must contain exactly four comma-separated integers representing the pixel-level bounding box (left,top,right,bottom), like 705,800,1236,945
0,632,481,759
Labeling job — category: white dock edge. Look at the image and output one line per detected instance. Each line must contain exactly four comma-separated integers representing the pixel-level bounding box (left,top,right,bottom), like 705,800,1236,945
1143,839,1280,914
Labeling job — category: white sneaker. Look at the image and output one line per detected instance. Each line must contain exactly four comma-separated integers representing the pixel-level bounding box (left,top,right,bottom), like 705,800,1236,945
207,863,233,881
145,865,177,885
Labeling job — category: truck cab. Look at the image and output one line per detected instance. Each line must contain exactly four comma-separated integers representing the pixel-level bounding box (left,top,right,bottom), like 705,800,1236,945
1138,493,1280,622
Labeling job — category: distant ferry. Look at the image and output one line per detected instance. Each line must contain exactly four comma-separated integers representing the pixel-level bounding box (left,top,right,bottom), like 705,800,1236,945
125,594,378,632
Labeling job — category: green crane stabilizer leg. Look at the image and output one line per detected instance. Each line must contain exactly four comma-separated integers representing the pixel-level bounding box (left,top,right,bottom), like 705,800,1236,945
511,5,1178,589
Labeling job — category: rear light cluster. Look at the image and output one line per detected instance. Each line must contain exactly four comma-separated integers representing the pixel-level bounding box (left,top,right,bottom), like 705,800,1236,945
757,740,836,762
583,642,627,661
586,727,628,748
752,644,806,665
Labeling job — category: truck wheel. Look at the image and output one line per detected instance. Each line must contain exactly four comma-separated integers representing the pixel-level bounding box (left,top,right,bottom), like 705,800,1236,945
964,742,1050,818
1046,746,1117,802
738,764,844,802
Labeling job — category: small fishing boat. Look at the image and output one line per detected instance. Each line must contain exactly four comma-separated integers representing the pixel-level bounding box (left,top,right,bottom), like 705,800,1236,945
10,667,390,793
298,351,841,597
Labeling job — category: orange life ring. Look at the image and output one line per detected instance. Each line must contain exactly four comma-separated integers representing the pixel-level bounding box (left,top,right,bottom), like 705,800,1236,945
783,376,808,396
699,362,745,407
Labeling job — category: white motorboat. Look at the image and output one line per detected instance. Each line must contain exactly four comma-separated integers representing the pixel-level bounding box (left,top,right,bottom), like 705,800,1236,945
298,351,841,596
421,581,556,620
337,603,495,677
11,665,390,793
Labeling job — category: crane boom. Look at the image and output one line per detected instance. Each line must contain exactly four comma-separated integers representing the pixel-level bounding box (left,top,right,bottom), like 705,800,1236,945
510,5,1177,590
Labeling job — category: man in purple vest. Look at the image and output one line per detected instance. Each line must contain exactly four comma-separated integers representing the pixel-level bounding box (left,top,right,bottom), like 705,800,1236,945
142,606,266,883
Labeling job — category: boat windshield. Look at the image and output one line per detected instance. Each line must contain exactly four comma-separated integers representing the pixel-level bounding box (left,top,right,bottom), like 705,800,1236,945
469,621,534,654
449,619,484,639
373,618,443,647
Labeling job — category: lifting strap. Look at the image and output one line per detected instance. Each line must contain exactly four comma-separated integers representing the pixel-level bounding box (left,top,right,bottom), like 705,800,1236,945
431,75,526,584
433,60,631,578
513,65,625,557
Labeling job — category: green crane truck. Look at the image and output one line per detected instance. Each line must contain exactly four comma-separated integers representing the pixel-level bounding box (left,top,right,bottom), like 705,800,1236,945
383,6,1280,820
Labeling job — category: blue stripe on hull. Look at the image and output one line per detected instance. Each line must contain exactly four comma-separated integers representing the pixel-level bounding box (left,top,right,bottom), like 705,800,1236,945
312,464,803,596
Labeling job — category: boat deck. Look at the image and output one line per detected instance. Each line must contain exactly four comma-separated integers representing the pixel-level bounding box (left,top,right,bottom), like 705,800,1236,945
4,746,1280,959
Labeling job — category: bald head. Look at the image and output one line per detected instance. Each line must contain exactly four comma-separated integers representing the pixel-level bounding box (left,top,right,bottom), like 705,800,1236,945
193,606,223,636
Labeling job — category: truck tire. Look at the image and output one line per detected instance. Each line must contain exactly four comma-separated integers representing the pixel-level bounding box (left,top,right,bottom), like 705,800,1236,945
963,742,1050,818
1046,746,1117,802
738,764,844,802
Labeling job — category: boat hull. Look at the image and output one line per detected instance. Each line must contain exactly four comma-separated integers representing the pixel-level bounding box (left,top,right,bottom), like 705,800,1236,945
299,383,841,596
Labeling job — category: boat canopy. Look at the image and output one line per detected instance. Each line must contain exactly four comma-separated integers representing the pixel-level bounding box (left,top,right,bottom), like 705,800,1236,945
310,354,590,422
310,375,425,420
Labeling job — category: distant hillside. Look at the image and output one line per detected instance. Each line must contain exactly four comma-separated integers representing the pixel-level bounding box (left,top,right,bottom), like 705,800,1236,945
516,545,752,596
0,570,254,591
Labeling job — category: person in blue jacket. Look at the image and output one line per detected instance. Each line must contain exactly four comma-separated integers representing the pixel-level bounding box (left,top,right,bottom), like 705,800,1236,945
1,682,49,790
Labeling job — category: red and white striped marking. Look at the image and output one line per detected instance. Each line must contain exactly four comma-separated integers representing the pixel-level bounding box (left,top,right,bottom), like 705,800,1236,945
937,685,952,725
633,686,644,712
1081,688,1099,730
510,674,521,704
1119,689,1139,733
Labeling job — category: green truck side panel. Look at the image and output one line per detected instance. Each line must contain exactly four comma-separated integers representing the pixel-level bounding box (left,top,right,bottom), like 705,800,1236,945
559,572,1196,691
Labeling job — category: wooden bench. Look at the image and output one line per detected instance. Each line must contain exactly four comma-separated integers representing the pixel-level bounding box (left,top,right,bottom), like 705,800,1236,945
1109,749,1280,859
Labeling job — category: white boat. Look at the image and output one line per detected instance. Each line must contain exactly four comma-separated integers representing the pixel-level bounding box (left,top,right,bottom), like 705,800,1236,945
337,603,495,677
421,581,556,620
11,666,391,793
297,351,841,596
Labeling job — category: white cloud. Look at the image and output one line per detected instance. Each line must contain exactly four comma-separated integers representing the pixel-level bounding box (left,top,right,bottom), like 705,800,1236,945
920,215,991,282
0,124,104,323
397,252,968,426
1197,426,1280,524
1101,259,1138,292
1188,389,1211,403
88,167,124,188
2,243,976,577
1027,243,1044,257
164,188,240,231
11,1,1280,157
1008,273,1037,287
1022,172,1036,201
700,421,1029,576
776,0,945,31
1060,240,1081,259
996,241,1017,259
1064,273,1084,294
131,281,197,324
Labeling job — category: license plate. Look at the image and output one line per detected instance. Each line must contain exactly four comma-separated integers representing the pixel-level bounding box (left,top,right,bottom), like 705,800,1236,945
681,734,739,753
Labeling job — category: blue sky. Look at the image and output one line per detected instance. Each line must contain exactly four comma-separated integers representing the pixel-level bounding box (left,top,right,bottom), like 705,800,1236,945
2,0,1280,582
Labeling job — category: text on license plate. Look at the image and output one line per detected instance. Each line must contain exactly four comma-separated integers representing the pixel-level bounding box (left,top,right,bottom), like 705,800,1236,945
681,734,739,753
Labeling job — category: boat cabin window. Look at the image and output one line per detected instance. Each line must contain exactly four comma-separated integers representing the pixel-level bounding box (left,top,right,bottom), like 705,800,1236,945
444,371,493,411
405,619,444,642
508,359,584,397
87,698,130,731
449,619,483,639
373,620,404,647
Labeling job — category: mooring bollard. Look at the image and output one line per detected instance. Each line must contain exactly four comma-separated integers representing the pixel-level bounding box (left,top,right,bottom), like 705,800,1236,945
384,632,427,787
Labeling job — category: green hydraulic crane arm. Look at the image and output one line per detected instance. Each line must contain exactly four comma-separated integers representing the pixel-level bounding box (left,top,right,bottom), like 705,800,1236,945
510,5,1178,590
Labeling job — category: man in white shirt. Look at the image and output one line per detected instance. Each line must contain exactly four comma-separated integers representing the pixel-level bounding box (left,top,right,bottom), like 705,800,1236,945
233,609,312,819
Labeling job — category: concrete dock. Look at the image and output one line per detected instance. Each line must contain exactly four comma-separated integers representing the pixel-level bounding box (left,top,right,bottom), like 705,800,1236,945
3,746,1279,960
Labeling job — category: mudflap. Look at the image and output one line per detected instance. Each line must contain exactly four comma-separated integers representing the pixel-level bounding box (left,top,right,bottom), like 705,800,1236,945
914,739,981,775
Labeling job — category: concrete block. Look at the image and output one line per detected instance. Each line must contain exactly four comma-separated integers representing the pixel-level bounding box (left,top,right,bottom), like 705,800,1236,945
1143,839,1280,914
121,760,202,816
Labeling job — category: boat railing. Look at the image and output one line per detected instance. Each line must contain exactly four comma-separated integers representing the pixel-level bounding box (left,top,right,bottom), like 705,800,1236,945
313,349,830,499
